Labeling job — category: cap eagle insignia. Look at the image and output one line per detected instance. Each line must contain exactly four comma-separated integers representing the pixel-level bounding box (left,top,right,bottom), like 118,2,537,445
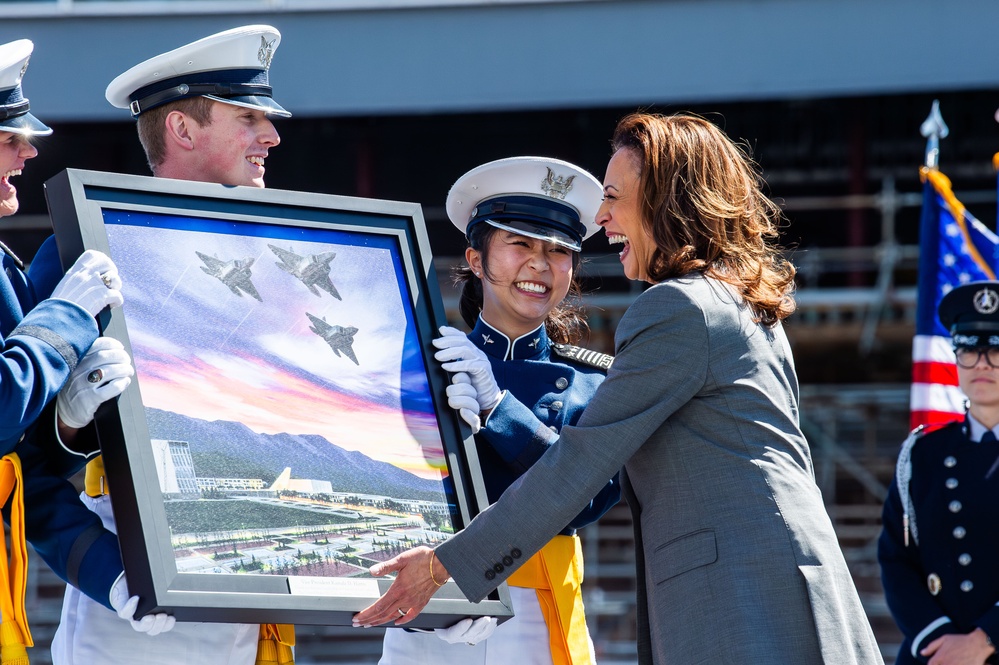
974,287,999,314
258,36,276,69
540,168,575,200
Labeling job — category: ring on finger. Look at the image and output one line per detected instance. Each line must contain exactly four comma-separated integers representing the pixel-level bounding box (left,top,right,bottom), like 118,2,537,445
397,608,407,617
87,368,104,384
100,272,114,288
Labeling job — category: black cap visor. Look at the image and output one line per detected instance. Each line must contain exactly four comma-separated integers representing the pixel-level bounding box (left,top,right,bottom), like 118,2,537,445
0,112,51,137
482,219,581,251
205,94,291,118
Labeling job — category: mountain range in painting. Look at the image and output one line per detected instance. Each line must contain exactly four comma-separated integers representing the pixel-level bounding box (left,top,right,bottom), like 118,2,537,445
144,408,448,503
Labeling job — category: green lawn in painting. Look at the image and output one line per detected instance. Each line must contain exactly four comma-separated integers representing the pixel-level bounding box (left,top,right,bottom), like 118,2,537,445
164,499,356,534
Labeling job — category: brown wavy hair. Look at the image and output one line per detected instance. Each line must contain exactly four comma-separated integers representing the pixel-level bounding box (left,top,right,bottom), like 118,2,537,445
611,113,796,326
454,223,588,345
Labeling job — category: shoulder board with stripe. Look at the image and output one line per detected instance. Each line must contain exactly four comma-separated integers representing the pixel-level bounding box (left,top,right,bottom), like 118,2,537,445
552,343,614,371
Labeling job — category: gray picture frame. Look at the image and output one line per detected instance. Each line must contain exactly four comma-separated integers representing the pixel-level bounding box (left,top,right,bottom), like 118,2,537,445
44,168,512,628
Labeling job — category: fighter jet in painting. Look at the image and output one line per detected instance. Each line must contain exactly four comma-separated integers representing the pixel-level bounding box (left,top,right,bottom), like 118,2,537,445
195,251,263,302
306,312,359,365
268,244,341,300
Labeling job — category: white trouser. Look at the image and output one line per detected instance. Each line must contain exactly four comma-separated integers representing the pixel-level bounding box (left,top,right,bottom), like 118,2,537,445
379,586,564,665
50,492,258,665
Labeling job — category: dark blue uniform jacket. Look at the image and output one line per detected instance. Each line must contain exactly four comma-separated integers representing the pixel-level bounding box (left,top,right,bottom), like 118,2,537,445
471,318,619,533
880,418,999,664
6,235,122,609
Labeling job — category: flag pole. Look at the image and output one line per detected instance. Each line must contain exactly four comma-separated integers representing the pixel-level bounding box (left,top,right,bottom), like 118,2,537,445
920,100,949,169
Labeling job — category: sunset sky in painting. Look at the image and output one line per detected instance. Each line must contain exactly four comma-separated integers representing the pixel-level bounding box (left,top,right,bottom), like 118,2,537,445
103,210,447,481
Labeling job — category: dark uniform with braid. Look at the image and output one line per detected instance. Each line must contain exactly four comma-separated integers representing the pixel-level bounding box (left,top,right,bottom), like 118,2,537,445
880,281,999,664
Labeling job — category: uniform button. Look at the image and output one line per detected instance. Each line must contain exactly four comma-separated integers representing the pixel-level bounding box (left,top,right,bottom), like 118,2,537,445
959,553,972,566
493,562,504,574
485,569,496,580
510,548,522,559
953,526,967,539
549,401,563,412
502,556,513,566
549,426,558,432
946,478,959,489
961,580,974,592
944,456,957,468
949,500,962,513
555,377,568,390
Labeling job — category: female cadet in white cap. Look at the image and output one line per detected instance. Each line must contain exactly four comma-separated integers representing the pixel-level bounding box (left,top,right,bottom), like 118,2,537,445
880,281,999,665
0,38,144,659
378,156,619,665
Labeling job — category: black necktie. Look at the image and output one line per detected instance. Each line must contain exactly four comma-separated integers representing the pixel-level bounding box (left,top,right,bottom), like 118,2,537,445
983,431,997,444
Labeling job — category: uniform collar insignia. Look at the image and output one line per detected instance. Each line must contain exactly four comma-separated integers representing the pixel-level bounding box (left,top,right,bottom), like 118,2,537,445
258,36,276,69
540,167,575,200
472,319,509,360
510,326,547,361
471,318,547,361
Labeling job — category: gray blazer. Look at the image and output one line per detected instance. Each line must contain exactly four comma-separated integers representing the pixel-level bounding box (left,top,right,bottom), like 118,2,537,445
436,275,883,664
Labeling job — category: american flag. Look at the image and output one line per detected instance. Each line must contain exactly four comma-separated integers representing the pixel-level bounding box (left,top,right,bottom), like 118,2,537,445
910,167,998,428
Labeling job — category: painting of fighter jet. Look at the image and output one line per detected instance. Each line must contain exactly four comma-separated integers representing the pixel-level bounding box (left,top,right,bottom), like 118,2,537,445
268,244,341,300
196,251,263,302
306,312,359,365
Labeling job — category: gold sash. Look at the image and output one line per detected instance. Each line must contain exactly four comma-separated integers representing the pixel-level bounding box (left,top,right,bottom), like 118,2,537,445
507,535,591,665
0,454,31,665
84,456,106,497
256,623,295,665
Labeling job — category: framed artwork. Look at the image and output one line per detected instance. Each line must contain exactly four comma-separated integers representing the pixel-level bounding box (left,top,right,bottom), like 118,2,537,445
45,169,512,627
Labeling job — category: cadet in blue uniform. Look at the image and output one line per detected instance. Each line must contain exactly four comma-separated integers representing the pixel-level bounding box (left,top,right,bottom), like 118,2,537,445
379,156,619,664
880,280,999,665
0,38,142,655
47,25,290,665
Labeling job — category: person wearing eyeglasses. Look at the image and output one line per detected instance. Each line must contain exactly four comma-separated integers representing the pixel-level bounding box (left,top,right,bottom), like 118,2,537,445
879,280,999,665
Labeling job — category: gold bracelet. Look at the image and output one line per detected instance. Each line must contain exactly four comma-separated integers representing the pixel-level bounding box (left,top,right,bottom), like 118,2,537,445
429,552,445,587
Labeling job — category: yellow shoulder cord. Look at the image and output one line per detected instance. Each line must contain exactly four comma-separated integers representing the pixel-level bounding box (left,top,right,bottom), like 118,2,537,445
255,623,295,665
0,454,31,665
507,535,591,665
84,456,107,498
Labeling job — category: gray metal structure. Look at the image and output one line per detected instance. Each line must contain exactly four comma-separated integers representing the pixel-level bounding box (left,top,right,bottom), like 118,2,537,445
0,0,997,121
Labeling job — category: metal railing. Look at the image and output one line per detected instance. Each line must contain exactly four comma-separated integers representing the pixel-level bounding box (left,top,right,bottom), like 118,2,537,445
2,0,606,18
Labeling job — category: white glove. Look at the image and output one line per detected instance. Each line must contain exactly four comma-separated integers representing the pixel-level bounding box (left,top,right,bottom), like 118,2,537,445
447,373,481,433
432,327,502,411
109,574,176,636
57,337,134,429
435,616,498,645
50,249,124,317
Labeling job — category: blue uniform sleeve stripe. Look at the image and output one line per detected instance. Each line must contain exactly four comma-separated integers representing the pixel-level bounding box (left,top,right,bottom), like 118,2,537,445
912,616,951,657
13,324,81,370
66,523,108,590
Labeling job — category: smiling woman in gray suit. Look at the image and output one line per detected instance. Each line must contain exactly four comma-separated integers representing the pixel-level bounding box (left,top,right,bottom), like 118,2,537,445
355,113,884,665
